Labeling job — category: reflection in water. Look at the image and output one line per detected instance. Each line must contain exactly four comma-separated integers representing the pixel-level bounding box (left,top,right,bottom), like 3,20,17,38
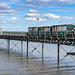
0,49,75,75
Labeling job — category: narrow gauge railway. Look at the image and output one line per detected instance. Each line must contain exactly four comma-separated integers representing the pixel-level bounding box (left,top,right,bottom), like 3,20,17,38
0,24,75,40
28,24,75,40
0,24,74,45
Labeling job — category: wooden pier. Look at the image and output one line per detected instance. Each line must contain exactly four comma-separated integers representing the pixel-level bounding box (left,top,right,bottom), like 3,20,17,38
0,31,75,65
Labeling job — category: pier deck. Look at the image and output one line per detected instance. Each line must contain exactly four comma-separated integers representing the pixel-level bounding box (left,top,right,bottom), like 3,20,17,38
0,33,75,46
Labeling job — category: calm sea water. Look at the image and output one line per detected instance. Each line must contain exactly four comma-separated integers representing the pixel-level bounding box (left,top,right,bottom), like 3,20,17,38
0,39,75,75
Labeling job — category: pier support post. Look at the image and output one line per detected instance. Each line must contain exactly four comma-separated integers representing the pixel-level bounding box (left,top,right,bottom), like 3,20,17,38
7,39,10,52
27,40,28,58
42,43,44,58
57,43,60,66
21,41,23,53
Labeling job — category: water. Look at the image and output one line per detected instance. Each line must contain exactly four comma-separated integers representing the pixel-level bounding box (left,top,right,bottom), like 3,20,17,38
0,39,75,75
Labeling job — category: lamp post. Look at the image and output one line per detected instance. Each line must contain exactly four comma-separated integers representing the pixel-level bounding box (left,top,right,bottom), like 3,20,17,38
36,18,39,38
36,18,39,27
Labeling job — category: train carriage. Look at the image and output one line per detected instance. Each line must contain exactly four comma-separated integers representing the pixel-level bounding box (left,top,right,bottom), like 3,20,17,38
52,24,75,39
28,24,75,39
28,27,37,37
38,26,52,39
28,26,52,39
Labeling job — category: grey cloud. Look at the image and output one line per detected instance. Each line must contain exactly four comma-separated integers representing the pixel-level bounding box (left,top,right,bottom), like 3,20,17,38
0,0,24,4
24,0,75,6
55,20,67,23
16,4,37,9
0,3,18,14
58,0,75,4
25,0,52,3
0,14,5,16
0,3,11,10
44,13,61,19
24,9,41,17
0,10,16,13
25,9,47,22
62,16,74,20
17,8,25,10
28,10,40,13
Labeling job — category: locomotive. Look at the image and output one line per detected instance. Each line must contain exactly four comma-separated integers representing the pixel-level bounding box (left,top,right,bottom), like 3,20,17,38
28,24,75,39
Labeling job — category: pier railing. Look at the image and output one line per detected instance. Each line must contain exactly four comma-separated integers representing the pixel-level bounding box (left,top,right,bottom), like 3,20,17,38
0,31,74,45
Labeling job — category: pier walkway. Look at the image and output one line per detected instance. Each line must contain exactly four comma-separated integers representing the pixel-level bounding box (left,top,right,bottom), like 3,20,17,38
0,31,75,46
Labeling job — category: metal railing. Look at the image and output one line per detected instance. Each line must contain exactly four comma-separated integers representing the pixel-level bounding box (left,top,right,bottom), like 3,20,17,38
0,31,28,36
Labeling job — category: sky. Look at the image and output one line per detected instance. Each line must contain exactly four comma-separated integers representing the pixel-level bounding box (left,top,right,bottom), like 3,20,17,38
0,0,75,31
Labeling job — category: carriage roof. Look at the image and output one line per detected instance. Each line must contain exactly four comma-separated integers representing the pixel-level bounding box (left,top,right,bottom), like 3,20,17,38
28,26,51,28
28,24,74,28
52,24,74,27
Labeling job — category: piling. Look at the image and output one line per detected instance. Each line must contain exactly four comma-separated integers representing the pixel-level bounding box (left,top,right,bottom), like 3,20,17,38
27,40,28,58
57,43,60,65
42,43,44,58
21,41,23,53
7,39,10,52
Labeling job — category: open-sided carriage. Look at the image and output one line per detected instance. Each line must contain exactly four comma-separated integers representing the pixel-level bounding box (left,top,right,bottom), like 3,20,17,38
28,26,52,39
52,24,75,39
28,24,75,39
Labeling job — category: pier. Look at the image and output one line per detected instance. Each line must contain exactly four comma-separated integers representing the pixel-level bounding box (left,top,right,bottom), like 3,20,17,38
0,31,75,65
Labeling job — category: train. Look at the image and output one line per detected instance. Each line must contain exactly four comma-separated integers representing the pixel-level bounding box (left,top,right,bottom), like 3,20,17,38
28,24,75,39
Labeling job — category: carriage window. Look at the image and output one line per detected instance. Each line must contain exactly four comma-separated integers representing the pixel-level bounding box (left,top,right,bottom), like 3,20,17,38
61,26,64,31
44,28,48,31
41,28,43,31
52,27,55,31
64,26,67,31
67,26,73,31
48,27,50,31
34,28,36,31
58,26,67,31
36,28,37,31
59,26,61,31
32,28,34,31
57,26,59,31
55,27,56,31
38,28,41,31
47,28,49,31
29,28,32,31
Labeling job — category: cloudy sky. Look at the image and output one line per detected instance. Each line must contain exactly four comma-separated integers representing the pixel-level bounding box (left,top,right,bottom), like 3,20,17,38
0,0,75,31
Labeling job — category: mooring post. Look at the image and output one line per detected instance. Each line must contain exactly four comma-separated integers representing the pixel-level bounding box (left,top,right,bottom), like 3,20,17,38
27,40,28,58
42,43,44,58
57,42,60,66
7,39,10,52
21,41,23,53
